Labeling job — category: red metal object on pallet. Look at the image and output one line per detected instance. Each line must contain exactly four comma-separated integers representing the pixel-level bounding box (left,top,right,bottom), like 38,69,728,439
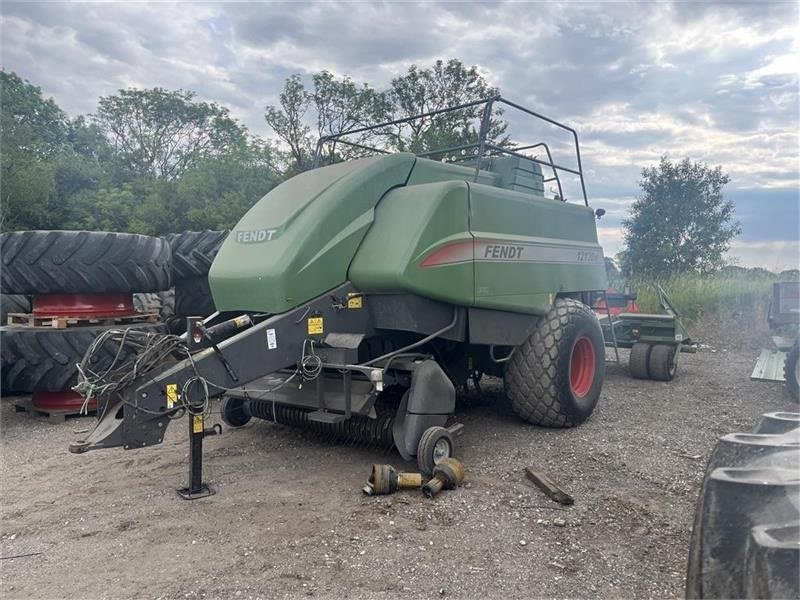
32,390,96,413
32,294,135,318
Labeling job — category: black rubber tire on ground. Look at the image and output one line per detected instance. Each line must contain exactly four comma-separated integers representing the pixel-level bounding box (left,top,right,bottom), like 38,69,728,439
504,298,605,427
648,343,677,381
1,231,171,295
0,322,167,393
686,413,800,598
417,426,454,475
784,340,799,402
629,342,651,379
0,295,30,325
165,230,228,282
174,277,216,317
219,396,251,428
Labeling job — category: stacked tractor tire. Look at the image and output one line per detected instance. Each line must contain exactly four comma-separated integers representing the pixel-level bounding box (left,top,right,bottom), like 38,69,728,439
0,229,226,416
165,230,228,333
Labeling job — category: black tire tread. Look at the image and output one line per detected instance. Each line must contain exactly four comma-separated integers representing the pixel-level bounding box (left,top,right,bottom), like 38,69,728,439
174,277,216,316
0,322,167,393
165,230,228,282
649,343,676,381
629,342,651,379
1,231,171,294
504,298,603,428
417,426,453,475
1,295,30,325
220,396,252,428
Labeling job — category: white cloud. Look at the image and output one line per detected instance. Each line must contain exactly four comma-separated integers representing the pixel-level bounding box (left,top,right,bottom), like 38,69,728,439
1,0,797,255
727,240,800,271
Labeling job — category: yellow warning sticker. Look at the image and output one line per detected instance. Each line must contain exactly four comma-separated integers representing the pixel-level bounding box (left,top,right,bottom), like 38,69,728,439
347,294,363,309
166,383,178,409
192,414,203,434
307,316,324,335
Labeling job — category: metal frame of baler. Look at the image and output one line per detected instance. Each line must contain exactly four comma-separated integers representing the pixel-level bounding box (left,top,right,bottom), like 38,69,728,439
313,95,590,206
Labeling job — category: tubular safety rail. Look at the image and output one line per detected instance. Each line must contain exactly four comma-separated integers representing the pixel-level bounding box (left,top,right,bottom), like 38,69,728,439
312,96,589,206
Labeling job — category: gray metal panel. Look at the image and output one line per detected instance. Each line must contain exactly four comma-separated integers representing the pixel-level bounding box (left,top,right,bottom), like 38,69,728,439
226,373,378,416
467,307,537,346
751,349,787,382
368,294,466,341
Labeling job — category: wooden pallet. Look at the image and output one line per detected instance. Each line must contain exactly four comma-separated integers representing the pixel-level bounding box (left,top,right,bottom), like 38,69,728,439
13,397,96,424
6,311,159,329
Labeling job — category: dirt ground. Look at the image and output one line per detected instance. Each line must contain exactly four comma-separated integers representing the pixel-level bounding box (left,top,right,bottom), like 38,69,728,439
1,318,796,599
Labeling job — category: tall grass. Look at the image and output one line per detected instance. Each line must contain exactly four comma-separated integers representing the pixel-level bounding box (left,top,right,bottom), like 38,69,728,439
610,273,796,322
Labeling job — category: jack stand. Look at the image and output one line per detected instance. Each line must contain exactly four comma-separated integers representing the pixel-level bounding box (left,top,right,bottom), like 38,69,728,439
177,412,222,500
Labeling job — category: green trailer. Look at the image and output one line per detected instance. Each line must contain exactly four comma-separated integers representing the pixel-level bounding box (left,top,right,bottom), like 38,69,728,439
598,286,695,381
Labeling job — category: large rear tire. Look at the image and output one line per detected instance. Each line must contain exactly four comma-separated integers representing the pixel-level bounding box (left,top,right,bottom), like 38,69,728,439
0,322,167,393
504,298,604,427
1,231,171,294
784,341,799,402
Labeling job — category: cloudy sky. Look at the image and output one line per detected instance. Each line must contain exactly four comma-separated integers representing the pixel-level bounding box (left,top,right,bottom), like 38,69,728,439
2,1,798,269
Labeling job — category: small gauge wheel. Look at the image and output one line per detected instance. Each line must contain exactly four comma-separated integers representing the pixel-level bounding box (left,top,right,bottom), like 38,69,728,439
417,426,454,475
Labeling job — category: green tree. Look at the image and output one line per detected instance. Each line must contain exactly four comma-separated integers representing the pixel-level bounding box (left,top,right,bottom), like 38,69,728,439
127,140,282,235
264,75,313,173
265,72,390,173
93,88,249,180
604,256,621,282
0,70,69,230
621,157,740,277
388,59,507,155
264,59,506,172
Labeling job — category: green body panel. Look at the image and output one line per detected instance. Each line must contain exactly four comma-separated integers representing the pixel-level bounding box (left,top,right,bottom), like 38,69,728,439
210,153,415,313
406,159,497,187
468,183,606,314
349,181,474,306
210,151,606,318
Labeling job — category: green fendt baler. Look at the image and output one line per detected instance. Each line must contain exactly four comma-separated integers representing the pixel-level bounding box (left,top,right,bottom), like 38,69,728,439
72,97,609,477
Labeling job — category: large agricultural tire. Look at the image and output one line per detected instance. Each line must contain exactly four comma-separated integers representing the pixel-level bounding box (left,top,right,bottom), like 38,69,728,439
648,343,677,381
504,298,604,427
1,231,171,294
629,342,651,379
0,322,167,393
686,412,799,598
784,341,799,402
174,277,216,317
0,295,30,325
165,230,228,282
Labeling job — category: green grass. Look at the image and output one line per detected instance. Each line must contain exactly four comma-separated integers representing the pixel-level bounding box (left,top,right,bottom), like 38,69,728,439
611,274,794,322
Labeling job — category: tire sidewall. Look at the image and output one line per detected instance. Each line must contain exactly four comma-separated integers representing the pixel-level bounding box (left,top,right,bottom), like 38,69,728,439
557,311,605,422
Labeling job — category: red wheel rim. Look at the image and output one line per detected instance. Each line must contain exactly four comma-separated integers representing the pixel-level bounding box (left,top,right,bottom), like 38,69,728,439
33,294,134,317
570,336,596,397
32,391,96,412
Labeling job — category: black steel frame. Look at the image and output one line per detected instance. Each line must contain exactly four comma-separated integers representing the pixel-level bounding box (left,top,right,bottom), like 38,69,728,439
312,96,589,206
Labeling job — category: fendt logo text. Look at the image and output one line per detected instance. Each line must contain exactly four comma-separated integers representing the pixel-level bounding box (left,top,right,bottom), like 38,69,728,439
484,244,525,259
236,229,278,243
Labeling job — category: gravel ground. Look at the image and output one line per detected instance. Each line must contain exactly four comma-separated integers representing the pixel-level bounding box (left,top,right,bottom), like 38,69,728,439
1,318,796,599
